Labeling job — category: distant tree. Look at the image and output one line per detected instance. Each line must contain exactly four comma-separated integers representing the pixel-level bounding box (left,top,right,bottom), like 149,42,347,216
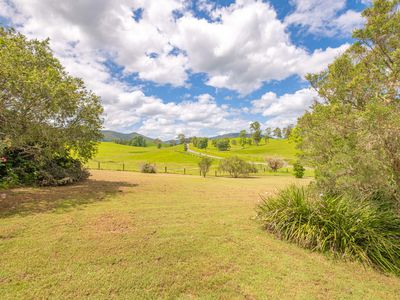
250,121,262,146
239,130,247,148
170,140,177,146
282,125,294,139
177,133,186,144
197,138,208,149
216,139,231,151
183,143,188,151
211,139,218,148
198,157,213,177
273,127,282,138
266,157,285,172
231,139,237,146
131,136,147,147
247,138,253,146
192,136,198,147
264,128,272,143
154,138,162,149
219,156,257,178
293,162,305,178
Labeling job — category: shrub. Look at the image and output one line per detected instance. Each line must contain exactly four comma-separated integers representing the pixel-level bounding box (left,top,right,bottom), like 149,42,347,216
216,139,231,151
293,162,305,178
141,163,156,173
198,157,213,177
0,148,89,187
197,138,208,149
266,157,285,172
219,156,257,178
257,185,400,275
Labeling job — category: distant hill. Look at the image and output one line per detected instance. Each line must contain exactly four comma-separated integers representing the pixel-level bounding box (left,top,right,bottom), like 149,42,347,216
101,130,154,142
209,133,250,139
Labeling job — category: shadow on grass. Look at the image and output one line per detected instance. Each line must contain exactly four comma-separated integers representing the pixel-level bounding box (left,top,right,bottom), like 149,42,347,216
0,179,137,218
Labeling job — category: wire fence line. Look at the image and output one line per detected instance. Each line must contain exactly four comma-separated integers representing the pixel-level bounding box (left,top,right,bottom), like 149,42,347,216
87,160,292,177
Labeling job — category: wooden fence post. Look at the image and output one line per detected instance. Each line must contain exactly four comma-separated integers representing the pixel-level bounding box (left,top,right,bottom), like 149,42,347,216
215,170,217,177
184,168,186,175
165,166,167,173
122,163,125,171
98,161,100,170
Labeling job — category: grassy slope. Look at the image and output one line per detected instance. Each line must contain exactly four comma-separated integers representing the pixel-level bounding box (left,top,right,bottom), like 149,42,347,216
192,138,298,163
89,141,308,176
0,171,398,298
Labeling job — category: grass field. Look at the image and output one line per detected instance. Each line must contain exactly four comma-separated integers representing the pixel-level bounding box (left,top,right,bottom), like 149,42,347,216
88,141,310,177
191,138,298,163
1,171,399,299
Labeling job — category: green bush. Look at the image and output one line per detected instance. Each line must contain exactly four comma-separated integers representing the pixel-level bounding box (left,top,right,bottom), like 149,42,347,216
216,139,231,151
257,185,400,275
141,163,157,173
293,162,305,178
219,156,257,178
198,157,213,177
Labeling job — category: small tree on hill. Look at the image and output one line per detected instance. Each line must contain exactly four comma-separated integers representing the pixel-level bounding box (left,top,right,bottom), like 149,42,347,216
266,157,285,172
265,127,272,143
198,157,213,177
154,138,162,149
273,127,282,138
250,121,262,146
197,138,208,149
177,133,186,144
239,130,247,148
216,139,231,151
219,156,257,178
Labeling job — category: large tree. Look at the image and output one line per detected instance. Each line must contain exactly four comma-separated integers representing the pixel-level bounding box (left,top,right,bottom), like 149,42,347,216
0,28,103,185
297,0,400,203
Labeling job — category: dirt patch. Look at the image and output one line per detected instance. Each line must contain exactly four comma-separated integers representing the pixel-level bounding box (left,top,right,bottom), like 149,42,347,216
87,212,133,234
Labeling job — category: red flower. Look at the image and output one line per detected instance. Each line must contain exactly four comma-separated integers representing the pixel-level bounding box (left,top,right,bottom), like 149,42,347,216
0,157,7,163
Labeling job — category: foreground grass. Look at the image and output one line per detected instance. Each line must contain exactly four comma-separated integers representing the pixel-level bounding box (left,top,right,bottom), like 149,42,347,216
1,171,399,299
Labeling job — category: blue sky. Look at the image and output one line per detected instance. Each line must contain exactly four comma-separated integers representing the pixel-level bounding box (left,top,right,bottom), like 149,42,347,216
0,0,370,139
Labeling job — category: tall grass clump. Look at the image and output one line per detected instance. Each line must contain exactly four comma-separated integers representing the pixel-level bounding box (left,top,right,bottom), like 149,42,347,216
257,185,400,275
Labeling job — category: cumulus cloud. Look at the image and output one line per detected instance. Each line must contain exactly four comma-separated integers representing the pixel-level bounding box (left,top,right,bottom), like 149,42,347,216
285,0,365,36
251,88,320,128
173,0,348,94
0,0,350,137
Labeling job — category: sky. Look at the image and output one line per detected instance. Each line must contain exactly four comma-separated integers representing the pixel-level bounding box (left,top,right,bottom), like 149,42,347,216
0,0,371,139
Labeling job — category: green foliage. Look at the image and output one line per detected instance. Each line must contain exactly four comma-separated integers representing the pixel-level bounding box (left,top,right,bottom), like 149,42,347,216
266,157,285,172
257,185,400,275
250,121,262,146
216,139,231,151
183,143,188,151
230,139,237,146
293,162,305,178
298,0,400,204
196,138,208,149
239,130,247,148
131,136,147,147
177,134,186,145
273,128,282,138
219,156,257,178
0,28,102,186
0,28,103,163
141,163,157,173
198,157,213,177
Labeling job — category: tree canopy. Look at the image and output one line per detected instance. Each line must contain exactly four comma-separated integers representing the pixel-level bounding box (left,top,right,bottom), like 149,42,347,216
297,0,400,203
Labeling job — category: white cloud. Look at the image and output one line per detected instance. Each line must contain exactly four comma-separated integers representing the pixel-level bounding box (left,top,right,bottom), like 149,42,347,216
0,0,350,138
173,0,348,94
251,88,320,128
285,0,365,36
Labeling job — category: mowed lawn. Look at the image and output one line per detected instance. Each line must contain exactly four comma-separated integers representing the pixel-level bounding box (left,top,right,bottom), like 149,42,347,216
1,171,399,299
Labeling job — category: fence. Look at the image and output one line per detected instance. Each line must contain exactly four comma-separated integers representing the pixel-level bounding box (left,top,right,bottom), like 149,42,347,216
87,160,293,177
